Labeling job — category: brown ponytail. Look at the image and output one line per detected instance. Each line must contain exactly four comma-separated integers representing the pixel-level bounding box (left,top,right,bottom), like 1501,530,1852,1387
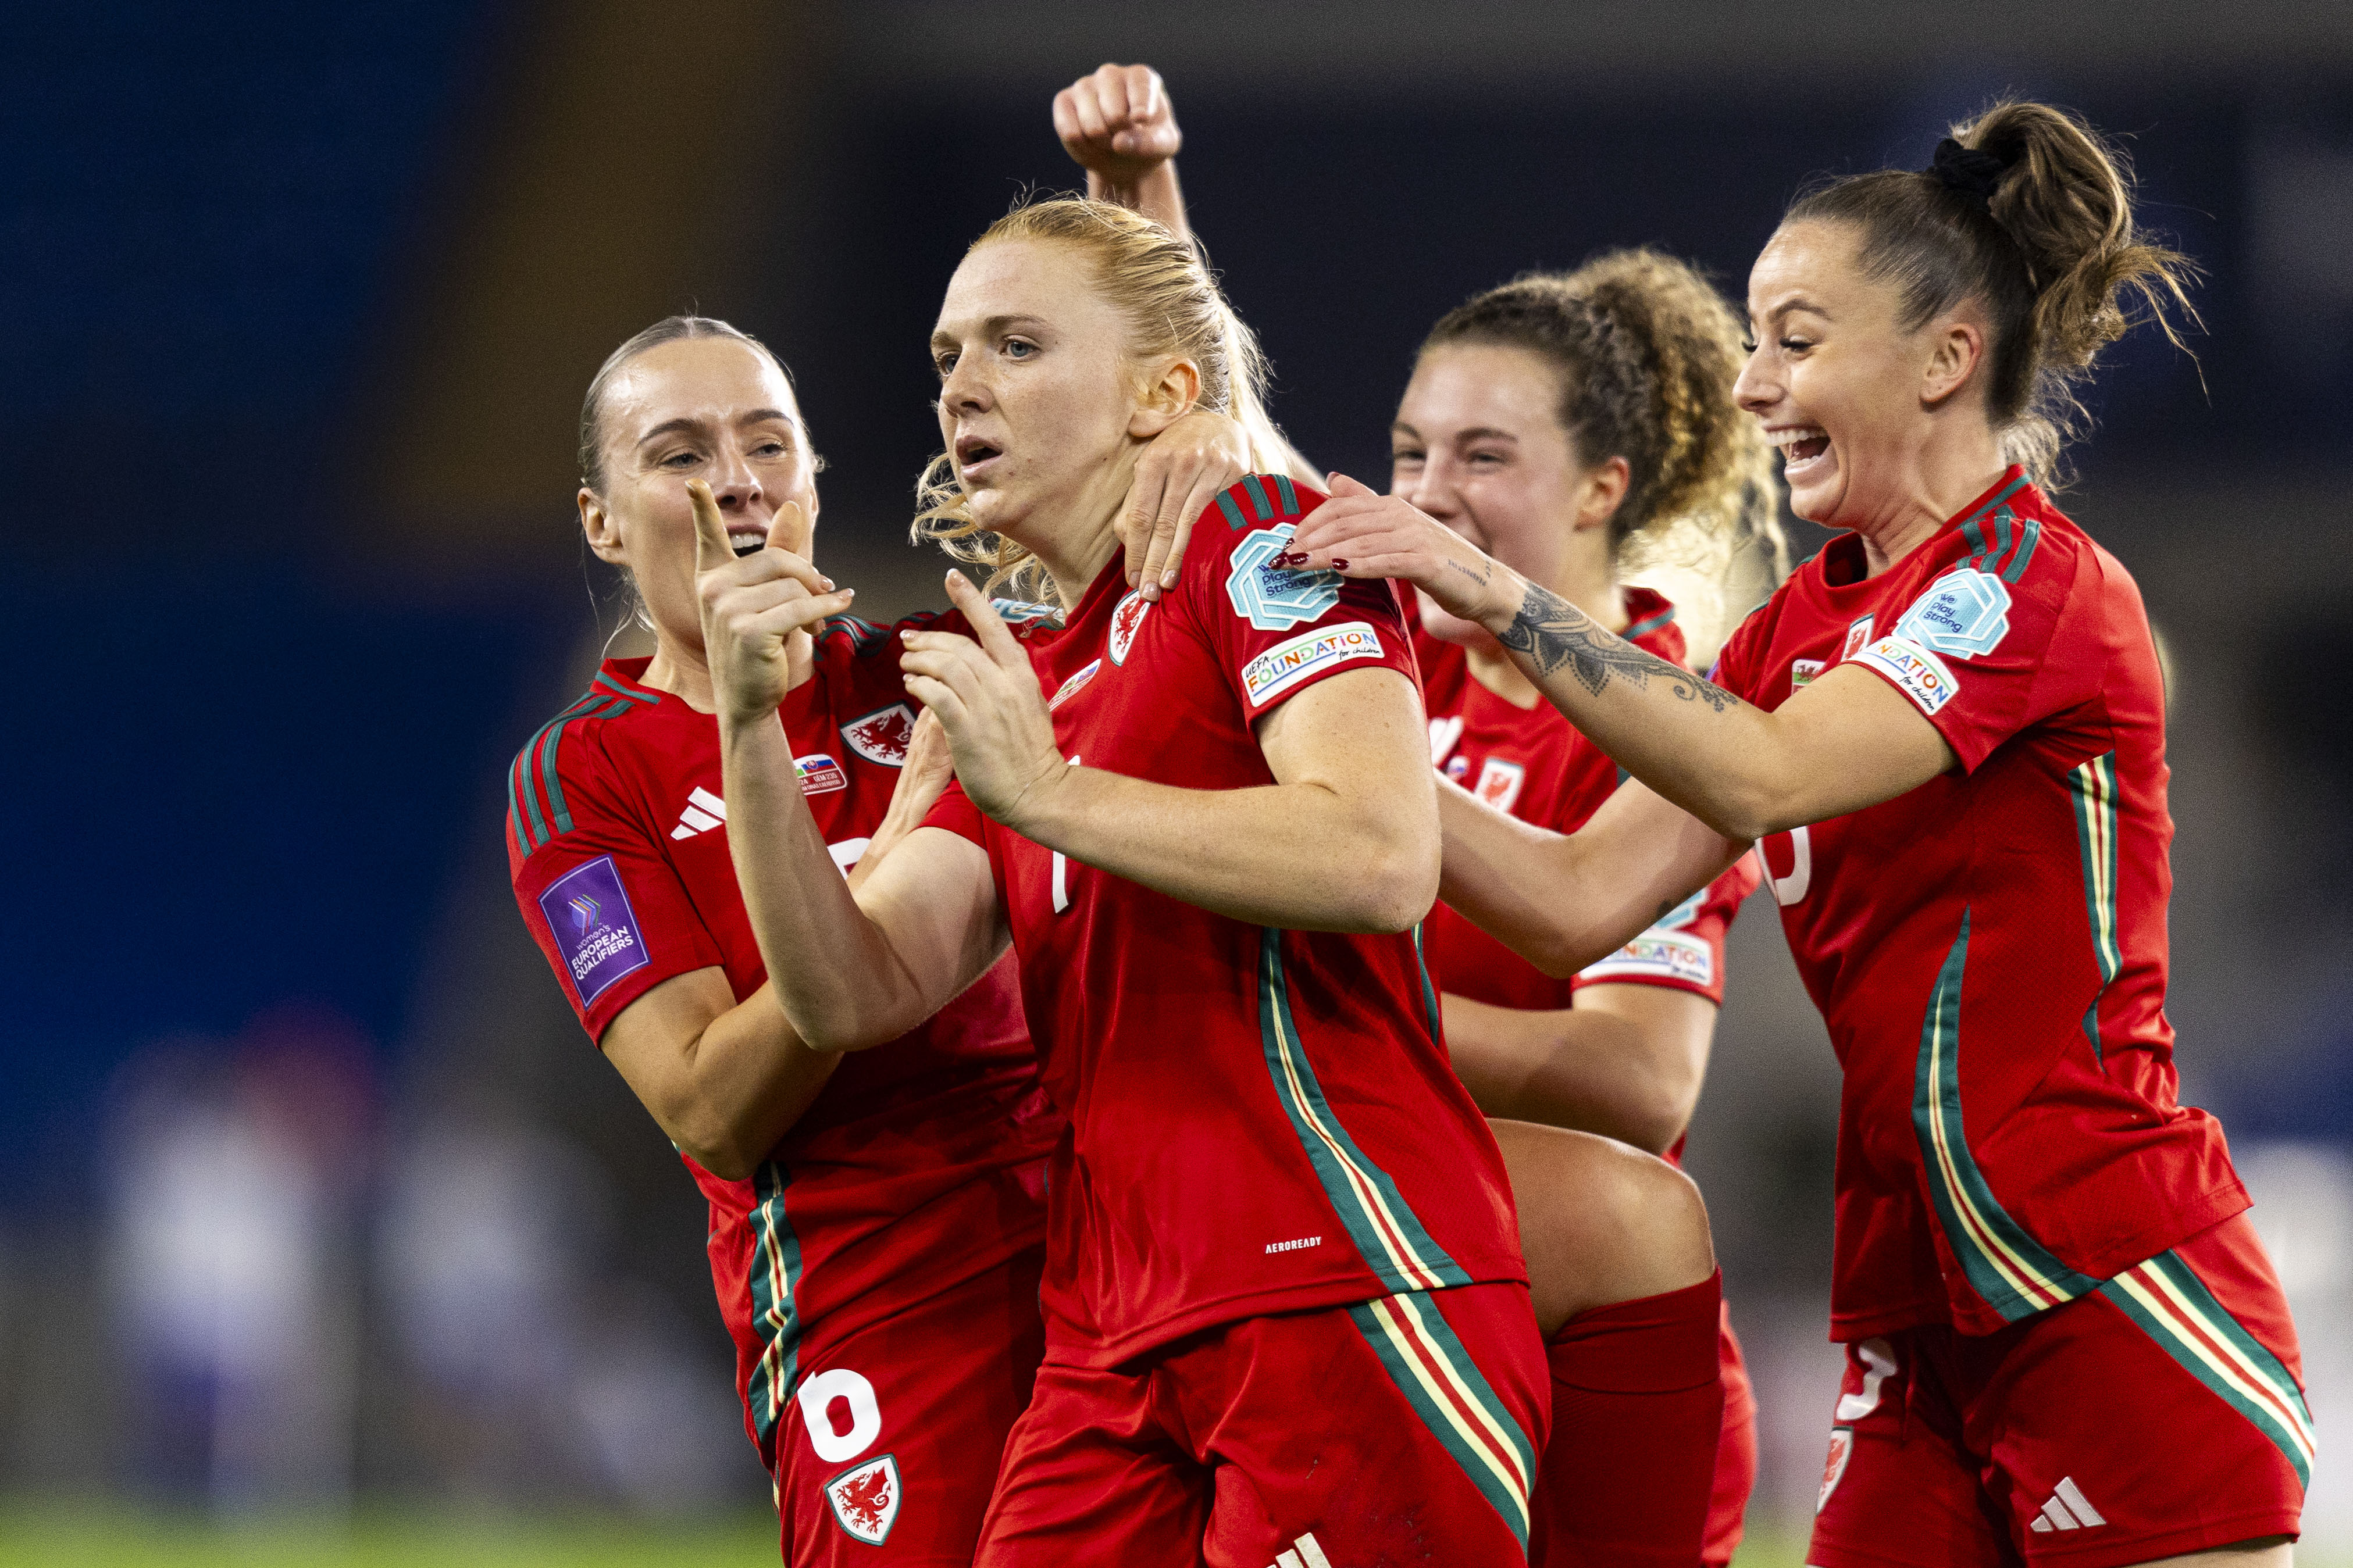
1785,99,2199,482
1422,249,1787,620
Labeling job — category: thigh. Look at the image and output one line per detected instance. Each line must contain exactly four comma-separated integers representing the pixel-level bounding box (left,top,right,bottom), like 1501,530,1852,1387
1965,1215,2309,1568
1809,1330,2015,1568
1182,1281,1550,1567
974,1358,1206,1568
776,1246,1046,1567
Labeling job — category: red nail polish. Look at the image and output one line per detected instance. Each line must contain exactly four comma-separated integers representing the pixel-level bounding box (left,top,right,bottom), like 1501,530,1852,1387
1331,558,1350,571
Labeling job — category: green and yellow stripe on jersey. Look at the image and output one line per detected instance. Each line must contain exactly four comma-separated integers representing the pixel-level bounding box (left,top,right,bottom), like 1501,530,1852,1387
1913,912,2101,1321
1255,928,1471,1296
2098,1251,2316,1486
1350,1290,1538,1551
2069,751,2123,1062
744,1159,808,1453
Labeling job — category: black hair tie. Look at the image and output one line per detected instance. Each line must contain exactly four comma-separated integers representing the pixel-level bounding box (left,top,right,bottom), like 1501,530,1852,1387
1926,137,2011,209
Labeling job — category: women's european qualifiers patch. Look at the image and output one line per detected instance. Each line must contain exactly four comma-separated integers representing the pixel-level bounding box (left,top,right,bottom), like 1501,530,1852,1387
1241,623,1386,708
536,855,651,1005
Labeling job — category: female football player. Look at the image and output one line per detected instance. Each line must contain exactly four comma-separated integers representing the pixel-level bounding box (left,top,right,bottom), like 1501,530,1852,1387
505,314,1252,1564
1056,64,1773,1563
700,197,1554,1565
1284,101,2310,1567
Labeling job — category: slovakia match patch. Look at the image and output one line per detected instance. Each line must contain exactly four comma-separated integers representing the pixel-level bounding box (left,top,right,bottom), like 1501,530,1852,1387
1855,634,1959,716
1227,524,1342,631
537,856,651,1006
1895,567,2011,659
1241,622,1384,706
842,703,915,766
1581,928,1714,988
794,752,847,796
824,1452,901,1545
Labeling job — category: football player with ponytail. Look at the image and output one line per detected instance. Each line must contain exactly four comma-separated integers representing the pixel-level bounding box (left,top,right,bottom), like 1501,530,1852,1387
1288,100,2311,1566
1057,63,1779,1565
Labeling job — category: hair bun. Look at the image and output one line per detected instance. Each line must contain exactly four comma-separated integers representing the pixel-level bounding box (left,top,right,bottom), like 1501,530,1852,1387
1927,137,2012,207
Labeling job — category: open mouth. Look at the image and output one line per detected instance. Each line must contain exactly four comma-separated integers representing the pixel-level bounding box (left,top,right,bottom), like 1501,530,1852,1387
1770,426,1832,474
728,528,766,559
955,434,1003,480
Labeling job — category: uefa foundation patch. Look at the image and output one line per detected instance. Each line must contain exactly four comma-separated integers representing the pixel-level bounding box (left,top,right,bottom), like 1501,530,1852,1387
537,856,651,1006
825,1452,901,1545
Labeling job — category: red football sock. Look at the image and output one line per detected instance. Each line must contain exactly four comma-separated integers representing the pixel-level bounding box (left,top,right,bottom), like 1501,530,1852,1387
1532,1270,1725,1567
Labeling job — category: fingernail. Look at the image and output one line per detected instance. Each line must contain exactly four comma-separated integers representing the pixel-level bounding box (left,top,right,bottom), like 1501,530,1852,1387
821,576,835,590
1331,558,1350,571
1274,551,1303,566
1160,570,1178,589
1140,584,1159,603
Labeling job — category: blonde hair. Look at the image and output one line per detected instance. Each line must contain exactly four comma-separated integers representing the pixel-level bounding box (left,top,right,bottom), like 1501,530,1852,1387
912,197,1294,600
1423,248,1788,647
1786,99,2200,485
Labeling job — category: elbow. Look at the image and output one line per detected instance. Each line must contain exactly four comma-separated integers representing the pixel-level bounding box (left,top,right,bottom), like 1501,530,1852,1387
672,1108,762,1183
1352,833,1441,935
1620,1077,1701,1157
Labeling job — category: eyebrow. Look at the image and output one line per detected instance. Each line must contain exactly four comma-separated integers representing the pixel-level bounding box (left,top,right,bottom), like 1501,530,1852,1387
634,409,796,447
1752,295,1830,328
930,313,1052,348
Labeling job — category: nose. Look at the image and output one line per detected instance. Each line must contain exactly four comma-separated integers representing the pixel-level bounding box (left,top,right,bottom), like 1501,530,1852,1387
707,443,764,513
1399,453,1460,522
1734,344,1776,416
940,349,992,416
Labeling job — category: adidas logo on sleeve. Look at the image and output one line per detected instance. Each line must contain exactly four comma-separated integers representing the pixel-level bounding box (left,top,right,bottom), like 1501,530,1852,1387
2027,1476,2106,1533
1267,1532,1333,1568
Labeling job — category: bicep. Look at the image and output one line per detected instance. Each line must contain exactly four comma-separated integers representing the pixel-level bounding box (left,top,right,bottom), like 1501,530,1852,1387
1571,982,1717,1080
1255,666,1432,804
600,965,737,1121
1763,663,1958,828
850,824,1010,1010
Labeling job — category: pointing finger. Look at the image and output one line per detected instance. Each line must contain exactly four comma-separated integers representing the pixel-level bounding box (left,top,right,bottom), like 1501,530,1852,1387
943,571,1031,670
689,480,735,573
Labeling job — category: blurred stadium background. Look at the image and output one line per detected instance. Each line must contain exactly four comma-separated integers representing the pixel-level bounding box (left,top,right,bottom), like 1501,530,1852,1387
4,2,2350,1560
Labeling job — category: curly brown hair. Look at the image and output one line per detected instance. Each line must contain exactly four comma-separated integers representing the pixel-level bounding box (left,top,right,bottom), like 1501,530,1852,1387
1423,247,1787,605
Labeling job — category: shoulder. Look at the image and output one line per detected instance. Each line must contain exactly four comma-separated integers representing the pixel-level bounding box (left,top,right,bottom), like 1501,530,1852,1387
506,669,664,862
1188,473,1324,581
1620,587,1686,667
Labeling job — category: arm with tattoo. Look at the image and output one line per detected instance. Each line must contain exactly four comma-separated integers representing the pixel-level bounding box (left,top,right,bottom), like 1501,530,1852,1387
1498,582,1741,713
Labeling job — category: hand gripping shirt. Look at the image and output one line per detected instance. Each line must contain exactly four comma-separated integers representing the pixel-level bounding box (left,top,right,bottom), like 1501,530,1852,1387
924,476,1527,1368
1712,469,2246,1340
1418,586,1761,1019
505,621,1058,1469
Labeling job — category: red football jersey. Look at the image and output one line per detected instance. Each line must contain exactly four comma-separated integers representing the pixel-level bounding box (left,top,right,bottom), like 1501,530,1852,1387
1712,468,2247,1340
924,474,1527,1369
1418,586,1760,1017
505,618,1058,1468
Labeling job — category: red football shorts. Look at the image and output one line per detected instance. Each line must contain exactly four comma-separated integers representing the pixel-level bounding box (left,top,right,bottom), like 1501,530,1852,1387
1706,1308,1759,1568
976,1281,1549,1566
773,1245,1046,1566
1810,1213,2309,1568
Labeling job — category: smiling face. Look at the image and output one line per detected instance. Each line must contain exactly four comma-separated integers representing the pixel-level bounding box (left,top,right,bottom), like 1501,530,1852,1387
1392,342,1612,648
931,237,1157,552
580,335,819,652
1737,219,1955,528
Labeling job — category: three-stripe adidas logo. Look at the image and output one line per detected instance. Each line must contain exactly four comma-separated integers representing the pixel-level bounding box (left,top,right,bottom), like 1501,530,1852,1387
2028,1476,2106,1533
671,786,728,840
1267,1531,1332,1568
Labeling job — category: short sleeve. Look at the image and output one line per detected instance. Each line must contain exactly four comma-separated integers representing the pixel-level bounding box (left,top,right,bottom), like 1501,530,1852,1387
508,743,724,1043
921,777,988,847
1708,597,1774,703
1185,477,1420,722
1848,532,2097,773
1573,853,1759,1005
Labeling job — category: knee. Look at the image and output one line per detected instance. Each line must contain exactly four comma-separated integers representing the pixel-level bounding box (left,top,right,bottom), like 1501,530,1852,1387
1499,1126,1714,1332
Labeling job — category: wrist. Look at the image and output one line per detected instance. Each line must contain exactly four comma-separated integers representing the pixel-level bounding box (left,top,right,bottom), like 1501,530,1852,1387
1475,563,1532,639
719,706,786,748
1000,755,1079,840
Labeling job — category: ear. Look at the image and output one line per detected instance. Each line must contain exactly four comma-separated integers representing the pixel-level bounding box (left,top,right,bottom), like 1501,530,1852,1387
579,488,628,565
1920,317,1985,410
1570,455,1632,534
1126,358,1204,440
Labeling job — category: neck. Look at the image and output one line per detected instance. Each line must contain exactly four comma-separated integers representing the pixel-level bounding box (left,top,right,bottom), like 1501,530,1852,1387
1004,455,1136,612
641,627,817,714
1846,424,2011,578
1466,561,1625,707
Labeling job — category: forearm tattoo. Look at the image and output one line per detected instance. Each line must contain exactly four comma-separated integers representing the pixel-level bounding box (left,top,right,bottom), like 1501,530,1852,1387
1497,582,1741,713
